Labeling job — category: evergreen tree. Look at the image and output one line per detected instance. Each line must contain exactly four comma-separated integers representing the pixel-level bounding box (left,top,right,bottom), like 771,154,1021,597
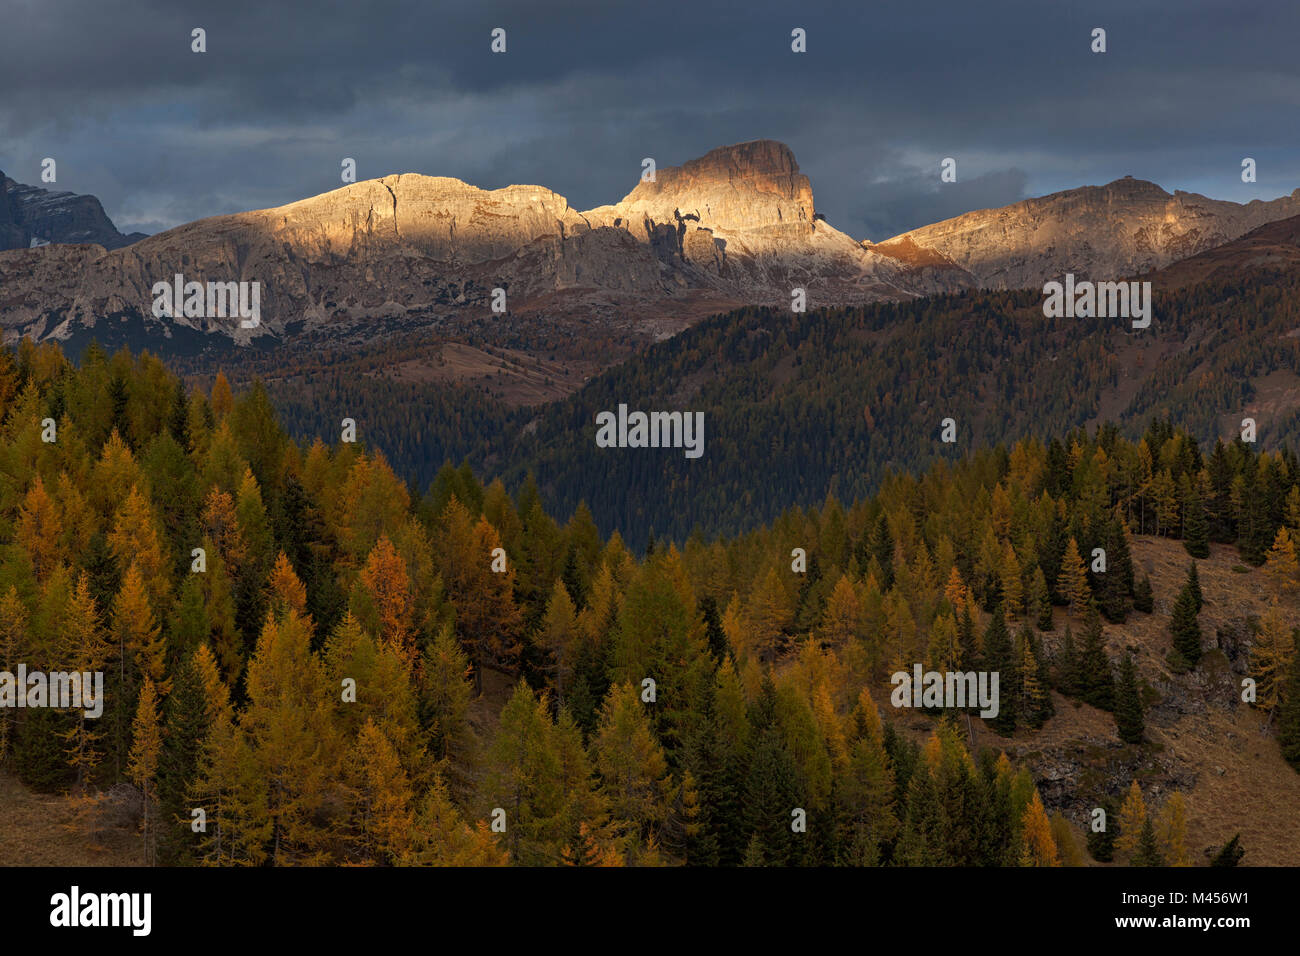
1168,578,1203,671
981,606,1018,735
1131,815,1164,866
1032,566,1053,631
1078,604,1115,711
346,719,415,865
1187,562,1203,613
157,653,209,865
480,681,566,865
699,594,730,663
1210,834,1245,867
0,588,28,765
957,604,978,671
869,515,894,590
743,679,801,866
402,775,509,866
1056,623,1080,696
1182,484,1210,558
1114,653,1145,744
1132,573,1155,614
1086,797,1117,862
1277,649,1300,772
1097,519,1131,623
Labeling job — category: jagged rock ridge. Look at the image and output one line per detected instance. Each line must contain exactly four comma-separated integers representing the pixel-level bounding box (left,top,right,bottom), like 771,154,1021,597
0,172,145,252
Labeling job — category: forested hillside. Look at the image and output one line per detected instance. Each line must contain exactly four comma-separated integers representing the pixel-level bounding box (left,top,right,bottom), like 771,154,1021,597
1,342,1297,866
500,268,1300,546
183,263,1300,551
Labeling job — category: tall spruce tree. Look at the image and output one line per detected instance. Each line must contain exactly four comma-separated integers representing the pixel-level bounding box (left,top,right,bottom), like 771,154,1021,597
1114,653,1145,744
1078,603,1115,711
1183,484,1210,558
1131,816,1164,866
1056,623,1080,696
1133,573,1155,613
1186,562,1203,612
1087,797,1118,862
1277,649,1300,772
1168,577,1203,670
982,606,1018,735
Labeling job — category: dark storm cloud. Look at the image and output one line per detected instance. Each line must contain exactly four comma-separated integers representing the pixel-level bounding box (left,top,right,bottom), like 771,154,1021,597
2,0,1298,237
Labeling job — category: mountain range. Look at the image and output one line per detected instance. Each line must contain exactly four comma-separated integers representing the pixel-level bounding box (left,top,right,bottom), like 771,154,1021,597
0,171,145,253
4,139,1299,349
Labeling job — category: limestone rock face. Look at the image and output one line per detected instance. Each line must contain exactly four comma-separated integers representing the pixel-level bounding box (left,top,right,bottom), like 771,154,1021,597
601,139,815,239
876,176,1300,289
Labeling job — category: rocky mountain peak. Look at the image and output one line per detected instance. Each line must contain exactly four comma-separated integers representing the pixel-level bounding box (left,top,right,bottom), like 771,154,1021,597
0,171,145,251
612,139,815,234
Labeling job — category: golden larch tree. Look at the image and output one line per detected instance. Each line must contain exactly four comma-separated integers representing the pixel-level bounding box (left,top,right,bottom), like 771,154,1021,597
358,535,414,666
1115,779,1148,857
1020,790,1060,866
1265,527,1300,595
1157,792,1191,867
16,475,62,580
1251,600,1295,712
127,676,163,864
1056,536,1091,613
58,573,112,791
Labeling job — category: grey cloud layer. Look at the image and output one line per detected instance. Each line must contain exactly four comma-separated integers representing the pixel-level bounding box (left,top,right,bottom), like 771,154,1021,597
3,0,1298,238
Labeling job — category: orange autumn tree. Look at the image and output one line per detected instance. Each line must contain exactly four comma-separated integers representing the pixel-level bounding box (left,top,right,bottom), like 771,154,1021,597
356,535,415,666
112,563,167,693
1056,536,1091,613
439,497,523,688
266,552,310,623
108,485,170,608
346,718,415,865
1019,790,1060,867
16,475,62,580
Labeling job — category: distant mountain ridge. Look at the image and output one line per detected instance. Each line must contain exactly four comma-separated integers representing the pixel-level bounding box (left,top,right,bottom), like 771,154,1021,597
0,171,145,252
875,175,1300,289
3,141,1300,349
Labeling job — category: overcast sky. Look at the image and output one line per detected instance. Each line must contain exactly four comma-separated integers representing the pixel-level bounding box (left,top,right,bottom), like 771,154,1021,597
3,0,1298,240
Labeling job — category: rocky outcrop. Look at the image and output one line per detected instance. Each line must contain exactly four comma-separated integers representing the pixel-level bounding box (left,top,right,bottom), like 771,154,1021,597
874,176,1300,289
0,173,144,251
